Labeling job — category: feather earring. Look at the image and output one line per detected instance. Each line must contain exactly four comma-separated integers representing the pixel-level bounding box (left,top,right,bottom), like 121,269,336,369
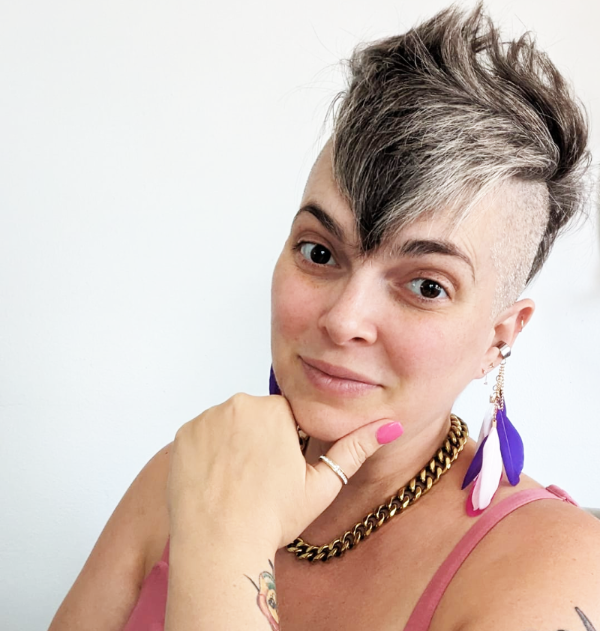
462,343,524,515
269,365,281,395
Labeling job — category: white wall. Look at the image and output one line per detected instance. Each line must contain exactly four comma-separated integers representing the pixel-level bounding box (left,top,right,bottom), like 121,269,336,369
0,1,598,629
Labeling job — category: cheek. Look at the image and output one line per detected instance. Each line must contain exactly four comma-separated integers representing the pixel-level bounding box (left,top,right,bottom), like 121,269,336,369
271,258,319,345
384,312,486,394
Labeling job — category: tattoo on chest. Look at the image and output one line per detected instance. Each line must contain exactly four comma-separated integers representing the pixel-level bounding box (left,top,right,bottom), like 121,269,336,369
246,560,280,631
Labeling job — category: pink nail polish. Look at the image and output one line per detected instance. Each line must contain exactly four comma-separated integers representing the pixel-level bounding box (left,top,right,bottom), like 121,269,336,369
377,422,404,445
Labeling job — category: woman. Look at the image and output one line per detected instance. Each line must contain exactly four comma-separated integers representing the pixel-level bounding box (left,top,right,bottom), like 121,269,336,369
48,5,600,631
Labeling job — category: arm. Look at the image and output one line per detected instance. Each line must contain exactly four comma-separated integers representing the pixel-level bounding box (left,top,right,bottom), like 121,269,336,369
47,443,172,631
163,395,290,631
163,393,403,631
165,529,280,631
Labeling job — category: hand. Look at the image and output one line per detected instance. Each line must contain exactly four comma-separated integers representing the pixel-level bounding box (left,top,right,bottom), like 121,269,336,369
167,393,403,550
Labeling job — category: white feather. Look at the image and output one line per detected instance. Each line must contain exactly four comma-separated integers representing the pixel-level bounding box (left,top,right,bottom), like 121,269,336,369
477,403,496,445
472,422,503,510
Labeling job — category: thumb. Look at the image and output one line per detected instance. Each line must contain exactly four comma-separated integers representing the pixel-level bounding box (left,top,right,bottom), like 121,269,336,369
306,419,404,513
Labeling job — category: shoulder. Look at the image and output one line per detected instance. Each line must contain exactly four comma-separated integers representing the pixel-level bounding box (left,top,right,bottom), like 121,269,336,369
132,440,173,508
132,442,173,575
451,490,600,631
48,442,173,630
82,439,173,578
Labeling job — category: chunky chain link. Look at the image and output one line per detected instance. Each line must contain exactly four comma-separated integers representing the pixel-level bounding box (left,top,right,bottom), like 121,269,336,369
287,415,469,562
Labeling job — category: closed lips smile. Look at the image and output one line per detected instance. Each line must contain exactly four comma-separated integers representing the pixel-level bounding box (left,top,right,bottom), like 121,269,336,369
300,357,380,396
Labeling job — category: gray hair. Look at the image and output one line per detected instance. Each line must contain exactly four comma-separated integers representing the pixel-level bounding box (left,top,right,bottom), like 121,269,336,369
330,3,590,304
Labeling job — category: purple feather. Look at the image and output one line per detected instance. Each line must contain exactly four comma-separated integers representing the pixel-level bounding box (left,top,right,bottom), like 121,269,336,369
496,404,524,486
269,366,281,395
461,435,488,489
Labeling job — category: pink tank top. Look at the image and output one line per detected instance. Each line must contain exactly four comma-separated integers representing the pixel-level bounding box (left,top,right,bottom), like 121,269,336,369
122,485,578,631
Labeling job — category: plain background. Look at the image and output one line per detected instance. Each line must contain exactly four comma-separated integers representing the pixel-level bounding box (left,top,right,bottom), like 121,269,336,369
1,0,599,629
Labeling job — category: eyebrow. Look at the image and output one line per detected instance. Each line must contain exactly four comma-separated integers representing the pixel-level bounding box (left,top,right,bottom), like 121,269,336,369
294,204,475,280
395,239,475,280
293,204,345,242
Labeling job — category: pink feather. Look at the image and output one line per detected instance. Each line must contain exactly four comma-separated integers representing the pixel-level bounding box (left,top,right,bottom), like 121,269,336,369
471,422,503,510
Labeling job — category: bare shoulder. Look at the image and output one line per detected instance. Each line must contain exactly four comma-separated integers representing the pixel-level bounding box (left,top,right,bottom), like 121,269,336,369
450,495,600,631
48,442,173,631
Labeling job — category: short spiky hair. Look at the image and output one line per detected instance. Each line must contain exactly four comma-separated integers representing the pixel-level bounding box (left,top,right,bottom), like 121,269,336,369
331,3,590,289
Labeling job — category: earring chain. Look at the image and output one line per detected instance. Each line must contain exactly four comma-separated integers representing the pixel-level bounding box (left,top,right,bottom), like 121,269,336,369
491,361,506,412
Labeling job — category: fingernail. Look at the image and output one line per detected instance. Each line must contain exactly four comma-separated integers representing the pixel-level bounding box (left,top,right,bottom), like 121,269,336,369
376,422,404,445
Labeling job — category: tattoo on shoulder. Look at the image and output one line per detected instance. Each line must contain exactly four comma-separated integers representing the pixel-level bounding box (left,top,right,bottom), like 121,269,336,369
549,607,597,631
573,608,597,631
246,560,280,631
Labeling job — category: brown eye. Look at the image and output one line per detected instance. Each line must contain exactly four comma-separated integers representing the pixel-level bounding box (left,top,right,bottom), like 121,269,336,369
409,279,448,300
299,242,336,266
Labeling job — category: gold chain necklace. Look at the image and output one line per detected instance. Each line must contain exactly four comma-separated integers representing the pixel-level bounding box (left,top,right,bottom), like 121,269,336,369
287,414,469,562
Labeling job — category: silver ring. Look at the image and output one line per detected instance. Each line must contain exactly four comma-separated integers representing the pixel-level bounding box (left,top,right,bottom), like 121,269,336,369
497,342,512,359
319,455,348,485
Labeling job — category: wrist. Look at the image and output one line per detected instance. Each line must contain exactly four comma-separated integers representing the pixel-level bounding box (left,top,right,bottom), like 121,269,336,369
169,498,283,552
170,517,279,559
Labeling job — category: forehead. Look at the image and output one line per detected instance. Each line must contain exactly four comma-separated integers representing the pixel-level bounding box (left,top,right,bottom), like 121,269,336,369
301,143,506,268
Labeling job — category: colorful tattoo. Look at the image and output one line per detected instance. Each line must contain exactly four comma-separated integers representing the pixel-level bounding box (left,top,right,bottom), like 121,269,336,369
246,560,279,631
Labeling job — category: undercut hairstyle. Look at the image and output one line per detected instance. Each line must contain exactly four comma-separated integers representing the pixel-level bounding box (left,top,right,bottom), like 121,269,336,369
330,3,590,309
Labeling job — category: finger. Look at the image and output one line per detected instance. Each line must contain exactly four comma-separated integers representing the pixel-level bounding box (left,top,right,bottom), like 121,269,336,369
306,419,404,511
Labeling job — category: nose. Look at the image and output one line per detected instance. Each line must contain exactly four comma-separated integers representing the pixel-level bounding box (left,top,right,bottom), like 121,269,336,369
318,271,379,346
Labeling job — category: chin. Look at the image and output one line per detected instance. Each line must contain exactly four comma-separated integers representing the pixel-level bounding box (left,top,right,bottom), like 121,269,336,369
285,397,373,443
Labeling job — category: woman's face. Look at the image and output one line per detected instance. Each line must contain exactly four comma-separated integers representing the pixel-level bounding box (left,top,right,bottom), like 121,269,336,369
271,147,516,442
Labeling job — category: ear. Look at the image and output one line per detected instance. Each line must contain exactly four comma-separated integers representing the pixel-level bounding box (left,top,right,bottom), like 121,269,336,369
477,298,535,379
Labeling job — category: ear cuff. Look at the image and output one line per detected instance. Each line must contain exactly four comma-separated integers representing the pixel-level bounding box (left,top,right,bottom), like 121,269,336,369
497,342,511,360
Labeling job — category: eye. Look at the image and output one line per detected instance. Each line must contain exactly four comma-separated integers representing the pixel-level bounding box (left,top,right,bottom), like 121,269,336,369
298,242,336,266
408,278,448,300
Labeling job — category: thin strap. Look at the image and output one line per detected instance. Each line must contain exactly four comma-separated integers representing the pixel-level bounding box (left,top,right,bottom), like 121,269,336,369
404,487,564,631
160,537,170,564
157,488,577,630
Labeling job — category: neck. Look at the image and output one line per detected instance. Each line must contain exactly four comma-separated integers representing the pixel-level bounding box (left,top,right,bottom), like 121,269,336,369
299,412,466,544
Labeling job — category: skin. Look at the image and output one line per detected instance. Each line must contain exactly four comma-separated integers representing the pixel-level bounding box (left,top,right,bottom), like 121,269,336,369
162,145,568,631
162,146,600,631
574,608,598,631
271,144,532,488
47,145,600,631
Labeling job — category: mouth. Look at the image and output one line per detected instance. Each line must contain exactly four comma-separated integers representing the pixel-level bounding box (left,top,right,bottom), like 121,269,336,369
300,356,380,396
